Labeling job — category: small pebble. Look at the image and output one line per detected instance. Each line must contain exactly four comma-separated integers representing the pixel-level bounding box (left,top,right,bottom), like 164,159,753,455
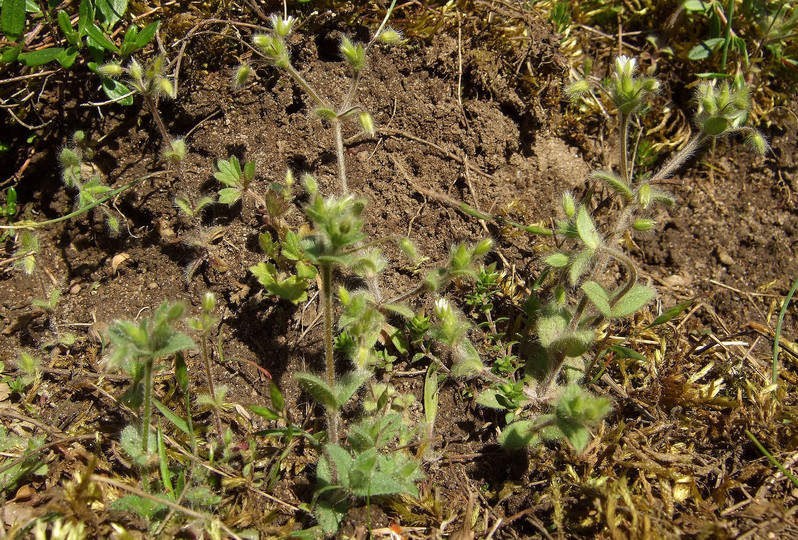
148,282,158,290
69,283,81,295
716,247,735,266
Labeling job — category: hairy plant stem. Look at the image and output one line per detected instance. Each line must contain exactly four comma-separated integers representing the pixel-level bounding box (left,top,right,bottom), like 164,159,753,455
200,337,224,443
142,358,154,453
142,93,171,145
321,263,340,443
333,120,349,194
0,172,164,231
540,127,709,396
619,113,631,185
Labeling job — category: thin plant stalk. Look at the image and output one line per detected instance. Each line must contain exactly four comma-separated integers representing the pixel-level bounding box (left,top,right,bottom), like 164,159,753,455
200,337,224,443
321,263,339,442
142,359,154,453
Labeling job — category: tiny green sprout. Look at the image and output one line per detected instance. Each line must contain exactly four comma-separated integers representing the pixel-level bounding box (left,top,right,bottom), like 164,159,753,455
270,14,296,38
378,27,403,45
359,111,375,136
106,302,196,455
340,36,366,72
233,64,252,89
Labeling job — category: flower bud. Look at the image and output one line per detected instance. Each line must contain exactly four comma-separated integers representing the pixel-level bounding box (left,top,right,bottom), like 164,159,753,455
378,27,402,45
565,79,590,98
399,237,418,261
638,183,652,208
745,131,769,155
233,64,251,89
158,77,176,99
632,219,655,231
434,297,453,321
270,14,296,38
302,173,317,195
340,36,365,72
98,62,124,78
338,286,350,306
562,191,576,218
473,238,493,257
202,291,216,313
127,58,143,82
359,111,375,136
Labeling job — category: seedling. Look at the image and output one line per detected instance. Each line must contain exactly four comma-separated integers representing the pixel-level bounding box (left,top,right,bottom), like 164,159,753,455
105,302,196,461
474,56,768,452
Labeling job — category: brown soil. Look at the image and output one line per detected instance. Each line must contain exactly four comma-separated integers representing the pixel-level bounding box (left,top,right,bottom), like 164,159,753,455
1,2,797,539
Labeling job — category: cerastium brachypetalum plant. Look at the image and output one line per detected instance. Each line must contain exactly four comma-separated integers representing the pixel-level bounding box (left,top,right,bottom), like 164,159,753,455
240,6,495,534
477,56,767,452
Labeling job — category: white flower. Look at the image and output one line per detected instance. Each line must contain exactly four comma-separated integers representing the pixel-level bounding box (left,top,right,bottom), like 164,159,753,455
434,298,452,320
614,55,637,79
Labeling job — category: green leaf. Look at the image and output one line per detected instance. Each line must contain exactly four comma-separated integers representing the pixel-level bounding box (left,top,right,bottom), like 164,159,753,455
153,398,189,435
218,187,241,206
424,363,439,425
611,284,656,318
249,262,309,304
78,0,92,38
296,372,337,410
85,22,119,52
17,47,64,66
569,249,594,286
498,420,541,449
269,381,285,412
608,345,646,362
101,77,134,105
112,494,168,519
152,332,196,357
558,420,591,452
576,206,601,249
282,230,304,260
174,352,188,392
1,44,21,62
688,37,725,61
134,20,159,49
475,388,504,410
56,47,79,68
1,0,26,41
95,0,128,28
295,261,317,280
157,423,174,497
647,299,693,328
57,10,77,44
543,252,570,268
384,302,414,319
323,444,354,489
591,170,632,200
683,0,710,11
249,404,280,421
581,281,612,318
334,370,370,408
